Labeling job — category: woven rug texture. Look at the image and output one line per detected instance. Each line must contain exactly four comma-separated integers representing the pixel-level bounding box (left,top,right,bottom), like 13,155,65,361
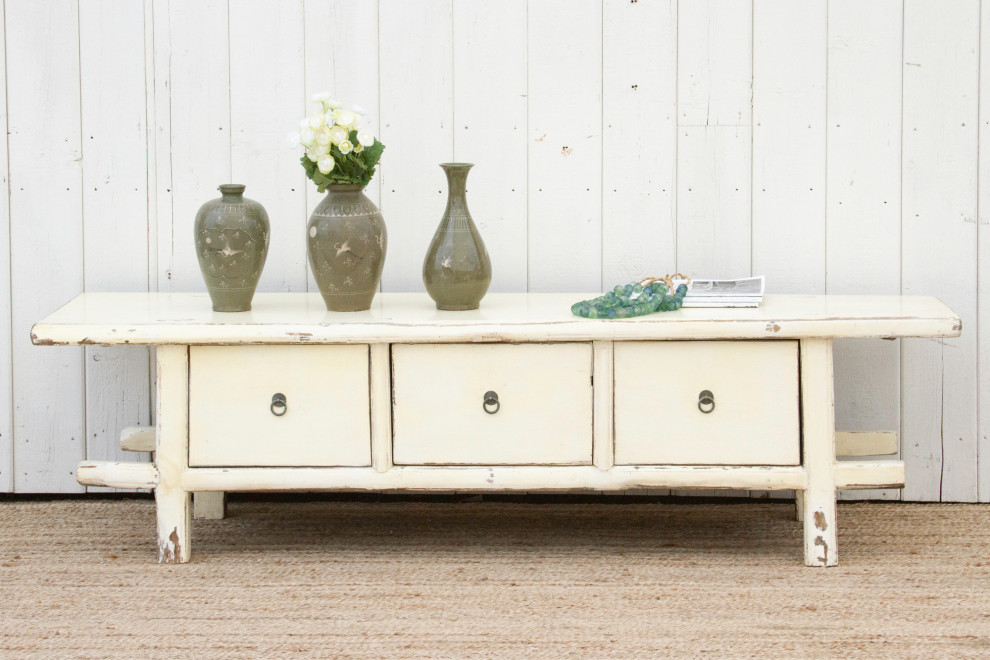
0,499,988,659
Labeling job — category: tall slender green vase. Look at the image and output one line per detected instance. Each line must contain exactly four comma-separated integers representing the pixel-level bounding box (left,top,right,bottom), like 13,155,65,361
422,163,492,310
194,184,270,312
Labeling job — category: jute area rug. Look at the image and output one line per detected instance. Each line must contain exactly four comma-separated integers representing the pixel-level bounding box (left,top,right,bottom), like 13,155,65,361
0,497,988,659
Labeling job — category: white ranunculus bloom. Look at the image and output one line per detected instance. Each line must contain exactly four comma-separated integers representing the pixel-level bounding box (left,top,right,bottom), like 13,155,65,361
307,113,325,130
300,128,316,147
316,130,331,146
353,143,364,153
286,132,301,148
328,125,349,145
299,118,309,130
338,139,353,155
306,147,320,162
317,155,335,174
327,99,343,109
315,143,330,155
335,110,357,128
357,130,375,147
312,91,331,104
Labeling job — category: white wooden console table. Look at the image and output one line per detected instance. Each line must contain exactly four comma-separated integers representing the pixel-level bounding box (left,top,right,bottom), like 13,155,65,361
32,292,960,566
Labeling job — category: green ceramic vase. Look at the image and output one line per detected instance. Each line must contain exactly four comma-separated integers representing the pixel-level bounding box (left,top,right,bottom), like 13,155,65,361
423,163,492,310
194,184,270,312
307,185,388,312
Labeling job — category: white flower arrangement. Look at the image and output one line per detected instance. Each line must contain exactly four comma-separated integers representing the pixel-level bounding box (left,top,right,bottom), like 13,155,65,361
287,92,385,192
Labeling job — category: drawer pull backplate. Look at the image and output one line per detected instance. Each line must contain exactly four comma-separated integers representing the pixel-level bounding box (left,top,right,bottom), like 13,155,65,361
698,390,715,414
483,391,500,414
271,392,287,416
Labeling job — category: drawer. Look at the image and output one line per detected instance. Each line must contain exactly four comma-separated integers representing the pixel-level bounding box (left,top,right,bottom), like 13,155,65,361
188,345,371,467
391,343,593,465
614,341,800,466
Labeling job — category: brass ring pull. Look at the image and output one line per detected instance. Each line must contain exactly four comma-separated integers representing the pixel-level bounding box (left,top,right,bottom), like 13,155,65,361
483,391,500,414
271,393,287,416
698,390,715,414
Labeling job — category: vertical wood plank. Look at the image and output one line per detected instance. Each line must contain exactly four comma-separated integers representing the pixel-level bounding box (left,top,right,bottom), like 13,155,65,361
303,0,381,292
8,0,85,492
675,0,751,497
452,0,527,292
826,0,904,501
528,0,602,292
370,343,392,473
0,0,12,492
752,0,826,294
676,0,752,280
159,0,230,292
79,0,152,491
901,0,979,502
229,0,307,293
378,0,453,292
980,0,990,503
750,0,826,501
592,340,614,471
602,0,677,285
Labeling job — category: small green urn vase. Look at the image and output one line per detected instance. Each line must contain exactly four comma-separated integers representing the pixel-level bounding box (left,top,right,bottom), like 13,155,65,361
423,163,492,310
307,184,388,312
194,184,270,312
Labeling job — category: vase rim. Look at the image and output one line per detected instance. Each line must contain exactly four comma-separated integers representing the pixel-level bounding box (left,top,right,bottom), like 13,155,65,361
219,183,246,195
325,184,366,192
439,162,474,169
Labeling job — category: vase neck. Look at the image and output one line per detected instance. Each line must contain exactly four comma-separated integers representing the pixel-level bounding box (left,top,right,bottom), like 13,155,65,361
219,183,246,201
441,163,473,215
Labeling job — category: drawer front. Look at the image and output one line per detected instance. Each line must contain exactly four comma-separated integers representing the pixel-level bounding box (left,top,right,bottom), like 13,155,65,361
614,341,800,466
188,345,371,467
392,343,593,465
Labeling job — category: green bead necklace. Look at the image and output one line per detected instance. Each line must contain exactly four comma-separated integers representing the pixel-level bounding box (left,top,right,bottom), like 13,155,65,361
571,275,690,319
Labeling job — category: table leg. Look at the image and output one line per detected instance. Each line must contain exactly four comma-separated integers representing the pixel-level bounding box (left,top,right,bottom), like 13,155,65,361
155,345,191,563
799,338,838,567
194,492,226,519
794,490,804,522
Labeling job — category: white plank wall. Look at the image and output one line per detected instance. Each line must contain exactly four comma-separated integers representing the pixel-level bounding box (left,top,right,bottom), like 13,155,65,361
79,0,152,491
0,0,987,501
826,0,904,501
0,0,12,492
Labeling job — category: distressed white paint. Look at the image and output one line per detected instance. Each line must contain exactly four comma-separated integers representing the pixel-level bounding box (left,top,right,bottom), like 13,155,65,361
826,0,904,502
980,0,990,503
453,0,527,292
229,0,307,294
370,342,392,473
155,345,190,564
527,0,602,292
392,343,593,465
46,294,934,564
800,338,838,567
7,0,85,492
602,0,677,284
901,0,980,502
3,0,989,500
0,0,11,492
193,491,225,520
614,341,800,466
592,340,614,471
188,345,371,467
836,432,898,458
32,293,961,345
79,0,151,492
379,0,453,292
119,426,155,453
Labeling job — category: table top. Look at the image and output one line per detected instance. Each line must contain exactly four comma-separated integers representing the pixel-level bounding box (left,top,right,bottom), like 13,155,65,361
31,292,961,345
